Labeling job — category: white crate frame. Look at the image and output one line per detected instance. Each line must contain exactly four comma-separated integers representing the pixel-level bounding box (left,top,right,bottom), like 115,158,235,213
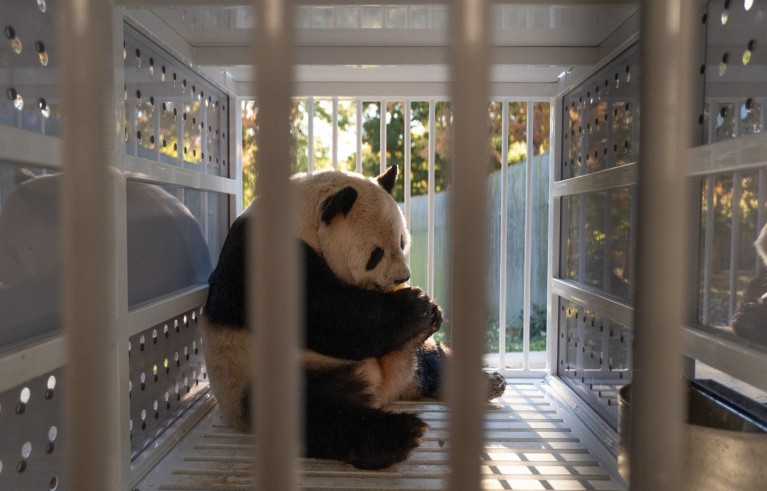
0,7,240,490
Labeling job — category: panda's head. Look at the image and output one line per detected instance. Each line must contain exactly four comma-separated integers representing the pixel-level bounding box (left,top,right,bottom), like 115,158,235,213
295,166,411,292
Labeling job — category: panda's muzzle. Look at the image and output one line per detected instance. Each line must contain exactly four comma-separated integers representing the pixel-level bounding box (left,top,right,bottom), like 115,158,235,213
394,273,410,286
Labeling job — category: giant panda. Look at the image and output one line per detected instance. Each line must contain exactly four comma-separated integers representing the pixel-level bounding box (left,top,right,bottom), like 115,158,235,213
201,166,506,470
732,223,767,345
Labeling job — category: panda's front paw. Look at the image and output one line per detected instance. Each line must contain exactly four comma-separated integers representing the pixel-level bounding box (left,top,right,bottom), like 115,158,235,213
429,301,443,331
394,286,435,334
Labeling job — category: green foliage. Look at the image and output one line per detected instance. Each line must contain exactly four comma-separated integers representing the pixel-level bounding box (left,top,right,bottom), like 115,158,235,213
241,98,551,209
484,303,547,353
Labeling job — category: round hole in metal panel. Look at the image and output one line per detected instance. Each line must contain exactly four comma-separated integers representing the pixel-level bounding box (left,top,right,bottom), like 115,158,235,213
7,88,23,111
720,53,730,76
36,41,48,66
5,26,22,54
48,426,57,442
17,460,26,473
49,476,59,490
38,98,50,118
21,442,31,459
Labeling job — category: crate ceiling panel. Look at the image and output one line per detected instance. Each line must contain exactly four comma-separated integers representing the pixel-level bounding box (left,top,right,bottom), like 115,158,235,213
124,2,639,90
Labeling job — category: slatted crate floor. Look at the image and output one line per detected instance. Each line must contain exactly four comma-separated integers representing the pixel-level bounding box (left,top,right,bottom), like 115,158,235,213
137,380,626,490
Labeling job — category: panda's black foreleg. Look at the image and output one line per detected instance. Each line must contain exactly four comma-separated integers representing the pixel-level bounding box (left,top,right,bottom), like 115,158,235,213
414,341,447,399
305,391,427,470
414,341,507,401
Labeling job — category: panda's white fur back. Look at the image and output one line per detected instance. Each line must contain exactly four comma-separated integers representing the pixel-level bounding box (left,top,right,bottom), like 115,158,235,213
201,322,251,430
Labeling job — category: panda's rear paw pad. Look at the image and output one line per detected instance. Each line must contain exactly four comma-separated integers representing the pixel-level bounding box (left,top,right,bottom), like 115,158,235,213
347,413,427,470
487,371,506,400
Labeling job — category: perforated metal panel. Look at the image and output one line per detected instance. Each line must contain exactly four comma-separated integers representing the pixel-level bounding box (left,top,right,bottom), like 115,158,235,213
556,43,640,427
129,306,210,460
561,45,640,180
696,0,767,339
700,0,766,143
0,368,64,491
123,24,230,176
558,299,631,428
0,0,61,136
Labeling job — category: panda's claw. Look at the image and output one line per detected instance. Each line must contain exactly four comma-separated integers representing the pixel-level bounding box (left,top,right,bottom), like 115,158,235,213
487,371,506,400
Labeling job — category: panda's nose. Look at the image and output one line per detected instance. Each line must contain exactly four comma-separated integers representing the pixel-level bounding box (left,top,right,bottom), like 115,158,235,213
394,272,411,286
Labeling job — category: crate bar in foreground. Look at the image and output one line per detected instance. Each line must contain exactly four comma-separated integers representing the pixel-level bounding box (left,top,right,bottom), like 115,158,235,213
630,0,696,489
61,0,121,489
250,0,301,490
447,0,491,490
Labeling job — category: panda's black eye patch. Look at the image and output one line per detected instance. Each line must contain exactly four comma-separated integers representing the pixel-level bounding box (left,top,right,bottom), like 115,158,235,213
366,247,384,271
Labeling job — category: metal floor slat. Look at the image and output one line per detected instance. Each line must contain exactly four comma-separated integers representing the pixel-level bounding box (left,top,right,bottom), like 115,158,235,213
136,380,627,491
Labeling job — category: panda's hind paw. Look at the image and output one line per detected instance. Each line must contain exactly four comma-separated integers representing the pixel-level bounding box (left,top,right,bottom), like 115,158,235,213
487,371,506,400
346,412,427,470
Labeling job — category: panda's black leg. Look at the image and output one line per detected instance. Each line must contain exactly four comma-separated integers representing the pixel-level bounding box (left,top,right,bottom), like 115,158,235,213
414,341,446,399
305,393,427,470
415,341,506,400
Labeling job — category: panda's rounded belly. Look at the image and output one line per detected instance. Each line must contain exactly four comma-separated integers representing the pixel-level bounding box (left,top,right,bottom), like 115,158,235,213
303,349,418,408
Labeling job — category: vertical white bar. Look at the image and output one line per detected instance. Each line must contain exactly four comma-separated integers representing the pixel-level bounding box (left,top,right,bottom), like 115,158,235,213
707,101,717,144
499,101,509,368
129,101,138,155
308,96,315,174
252,0,300,490
702,177,714,325
522,101,533,370
758,168,766,235
356,99,363,173
630,1,693,489
380,99,387,174
547,96,562,373
729,172,742,320
233,97,245,215
757,168,766,273
448,0,490,489
332,97,339,170
177,94,185,168
405,100,412,265
154,100,162,162
577,194,586,280
428,101,436,297
60,1,119,489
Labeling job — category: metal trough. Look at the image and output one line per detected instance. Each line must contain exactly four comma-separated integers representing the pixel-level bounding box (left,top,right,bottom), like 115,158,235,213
618,381,767,490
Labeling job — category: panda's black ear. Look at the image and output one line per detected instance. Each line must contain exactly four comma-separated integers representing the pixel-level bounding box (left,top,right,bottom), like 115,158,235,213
321,186,358,225
376,166,398,194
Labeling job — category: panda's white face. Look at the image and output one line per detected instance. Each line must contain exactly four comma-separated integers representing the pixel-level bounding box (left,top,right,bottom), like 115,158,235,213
319,187,411,291
303,167,411,292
